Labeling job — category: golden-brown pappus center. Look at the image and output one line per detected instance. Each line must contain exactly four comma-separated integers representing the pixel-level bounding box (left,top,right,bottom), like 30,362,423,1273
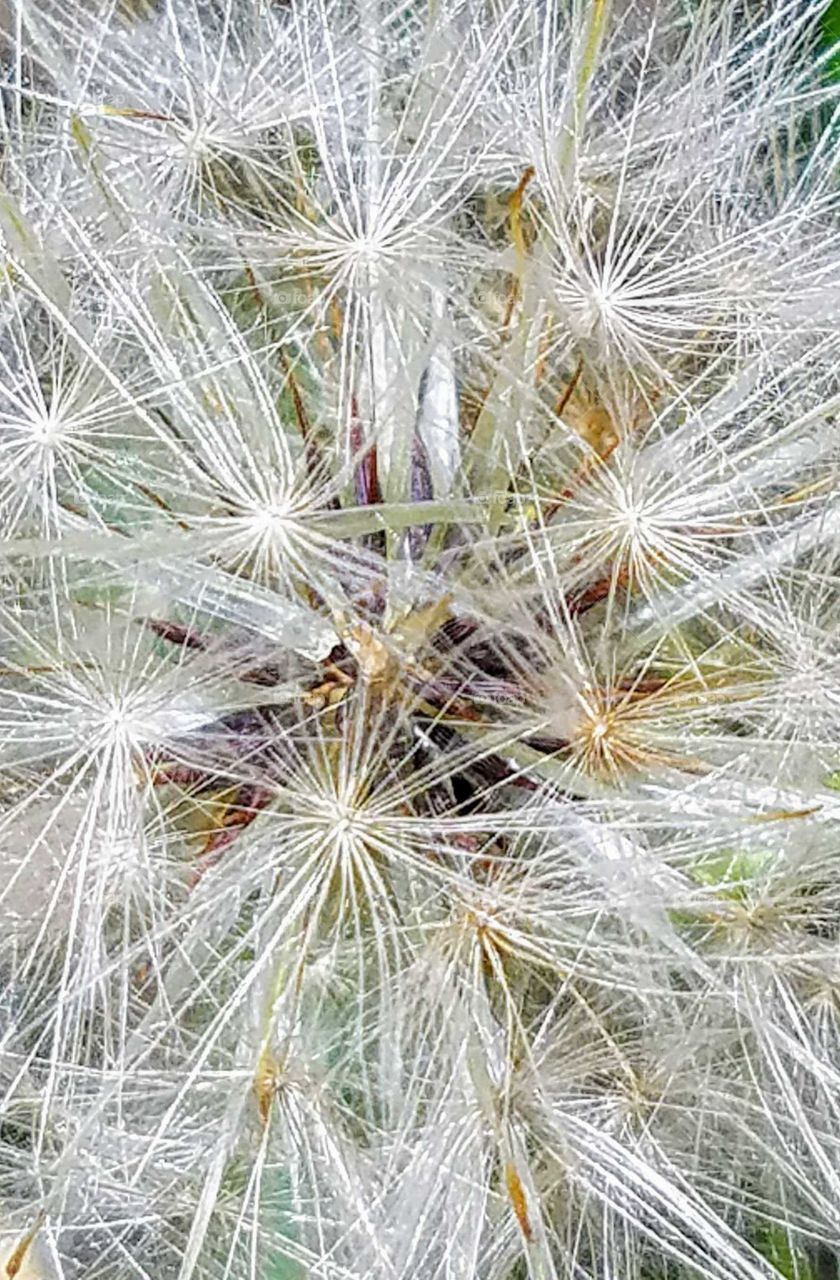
570,691,647,778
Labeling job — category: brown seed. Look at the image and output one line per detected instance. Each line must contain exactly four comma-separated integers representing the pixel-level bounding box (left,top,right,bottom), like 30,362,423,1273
504,1163,533,1242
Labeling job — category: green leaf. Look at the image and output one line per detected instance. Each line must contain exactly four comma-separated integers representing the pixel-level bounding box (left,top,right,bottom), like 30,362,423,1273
752,1224,814,1280
690,848,773,894
822,0,840,82
263,1171,306,1280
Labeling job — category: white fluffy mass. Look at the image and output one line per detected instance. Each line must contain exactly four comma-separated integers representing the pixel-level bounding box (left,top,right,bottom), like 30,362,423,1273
0,1,840,1278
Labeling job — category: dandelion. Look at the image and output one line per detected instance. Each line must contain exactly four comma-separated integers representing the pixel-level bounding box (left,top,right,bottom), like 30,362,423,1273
1,0,840,1277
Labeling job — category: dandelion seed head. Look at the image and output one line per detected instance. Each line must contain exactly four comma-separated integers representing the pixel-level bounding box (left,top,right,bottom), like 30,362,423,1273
25,407,65,450
2,0,840,1275
348,236,386,267
574,698,628,777
323,797,366,842
566,276,623,346
250,499,295,535
590,715,610,742
91,687,172,752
